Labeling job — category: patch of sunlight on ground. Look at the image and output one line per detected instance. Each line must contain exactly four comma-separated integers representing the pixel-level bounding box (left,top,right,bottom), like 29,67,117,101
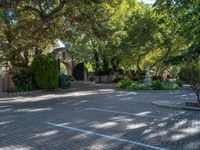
0,120,13,125
111,116,135,122
91,122,118,129
157,122,167,127
171,120,200,141
126,123,147,129
98,89,115,92
173,119,187,129
142,128,153,134
146,130,168,139
33,130,58,138
15,107,52,113
120,97,133,100
135,111,153,116
0,91,98,103
1,145,32,150
72,133,88,140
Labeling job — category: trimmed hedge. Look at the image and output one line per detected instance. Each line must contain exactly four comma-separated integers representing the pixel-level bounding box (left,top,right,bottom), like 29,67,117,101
117,79,180,90
31,55,59,90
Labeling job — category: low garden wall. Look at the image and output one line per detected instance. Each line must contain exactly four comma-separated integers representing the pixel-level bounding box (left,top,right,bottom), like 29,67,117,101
0,72,15,92
95,75,116,83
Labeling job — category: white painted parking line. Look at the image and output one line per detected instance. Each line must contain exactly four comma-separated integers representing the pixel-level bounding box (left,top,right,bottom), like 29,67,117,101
47,122,167,150
85,108,177,120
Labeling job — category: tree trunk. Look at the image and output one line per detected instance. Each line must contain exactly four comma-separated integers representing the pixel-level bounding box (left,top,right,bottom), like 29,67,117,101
23,50,29,67
35,47,42,56
197,91,200,104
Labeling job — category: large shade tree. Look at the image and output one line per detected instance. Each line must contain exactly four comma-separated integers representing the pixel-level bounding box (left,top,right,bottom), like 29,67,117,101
0,0,108,68
1,0,198,77
154,0,200,64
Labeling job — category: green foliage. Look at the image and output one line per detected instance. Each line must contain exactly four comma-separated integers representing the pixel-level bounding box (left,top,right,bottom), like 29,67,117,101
7,88,26,93
31,55,59,90
129,82,151,90
156,0,200,64
117,79,180,90
117,80,151,90
113,77,125,83
178,62,200,102
162,82,180,90
94,68,104,76
89,76,95,82
175,80,183,87
60,63,67,75
111,57,120,72
94,67,114,76
94,50,115,75
152,80,180,90
102,55,110,75
152,80,162,90
2,0,199,86
67,75,74,82
179,64,200,84
117,79,132,89
0,0,111,68
11,69,35,91
120,4,162,71
59,74,71,89
152,75,162,81
117,68,124,75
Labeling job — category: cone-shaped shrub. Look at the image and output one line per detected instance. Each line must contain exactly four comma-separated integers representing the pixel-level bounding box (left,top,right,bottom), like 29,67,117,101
31,55,59,90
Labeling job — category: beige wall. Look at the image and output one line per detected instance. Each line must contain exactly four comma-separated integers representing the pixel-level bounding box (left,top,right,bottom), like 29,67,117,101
57,51,74,76
0,72,15,92
52,48,75,77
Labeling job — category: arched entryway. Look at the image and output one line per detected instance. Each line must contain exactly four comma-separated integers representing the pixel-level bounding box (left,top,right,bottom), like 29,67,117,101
60,62,73,76
51,47,88,80
51,47,74,76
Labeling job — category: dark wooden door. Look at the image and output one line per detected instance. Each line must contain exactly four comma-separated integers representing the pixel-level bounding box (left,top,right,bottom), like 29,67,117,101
73,63,84,80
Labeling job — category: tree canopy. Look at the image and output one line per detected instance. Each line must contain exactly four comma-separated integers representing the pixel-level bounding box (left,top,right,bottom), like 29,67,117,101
0,0,199,74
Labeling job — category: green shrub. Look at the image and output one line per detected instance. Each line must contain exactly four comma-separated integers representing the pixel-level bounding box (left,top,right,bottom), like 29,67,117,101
117,79,180,90
152,75,163,81
89,76,95,82
152,80,162,90
31,55,59,90
7,88,23,93
59,74,71,89
95,68,114,75
175,80,183,87
12,69,35,91
152,80,180,90
94,68,104,75
67,75,74,81
162,82,180,90
117,79,133,89
117,68,124,75
130,70,137,78
129,82,151,90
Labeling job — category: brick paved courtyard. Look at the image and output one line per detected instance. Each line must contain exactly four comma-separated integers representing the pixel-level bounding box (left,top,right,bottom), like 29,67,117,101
0,83,199,150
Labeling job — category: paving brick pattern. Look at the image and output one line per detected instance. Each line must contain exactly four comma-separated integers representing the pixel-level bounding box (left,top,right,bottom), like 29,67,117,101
0,83,199,150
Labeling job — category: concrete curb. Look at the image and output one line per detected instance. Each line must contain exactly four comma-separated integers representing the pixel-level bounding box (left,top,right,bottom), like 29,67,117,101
152,101,200,111
0,90,43,97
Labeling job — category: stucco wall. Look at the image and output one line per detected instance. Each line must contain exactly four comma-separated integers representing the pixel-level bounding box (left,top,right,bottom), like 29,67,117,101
0,72,15,92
